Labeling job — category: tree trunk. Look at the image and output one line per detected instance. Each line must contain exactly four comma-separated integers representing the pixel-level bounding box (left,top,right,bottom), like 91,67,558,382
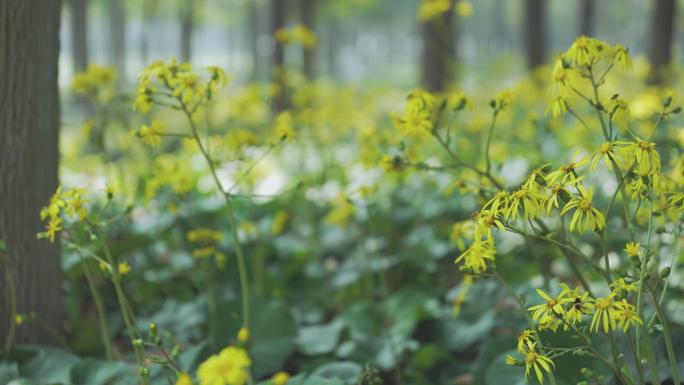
271,0,287,112
109,0,126,82
299,0,316,79
0,0,64,346
420,0,456,92
179,0,194,63
524,0,546,70
71,0,89,73
248,1,260,81
648,0,676,84
579,0,594,37
326,17,340,79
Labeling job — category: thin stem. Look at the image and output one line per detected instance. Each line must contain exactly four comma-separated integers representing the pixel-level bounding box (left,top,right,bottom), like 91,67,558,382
649,288,681,385
485,110,499,174
82,260,115,360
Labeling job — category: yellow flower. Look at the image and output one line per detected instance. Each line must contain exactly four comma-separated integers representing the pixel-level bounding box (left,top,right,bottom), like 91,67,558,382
44,216,63,242
505,354,521,366
506,187,542,221
523,343,555,384
197,346,251,385
454,239,495,274
139,120,165,147
400,109,432,137
271,211,288,235
528,288,572,321
612,44,633,71
590,142,620,171
544,181,572,213
517,329,536,353
271,371,290,385
493,90,513,110
565,36,603,67
237,327,250,344
175,373,193,385
418,0,452,21
545,152,587,185
118,262,131,276
546,96,568,118
614,299,642,332
590,294,619,333
560,186,605,233
610,278,638,295
606,96,630,126
623,242,641,257
15,314,25,326
620,138,661,176
455,1,473,17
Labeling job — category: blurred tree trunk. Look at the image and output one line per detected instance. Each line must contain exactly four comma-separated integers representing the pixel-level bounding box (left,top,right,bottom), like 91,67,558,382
578,0,594,36
326,18,340,78
420,1,457,92
248,1,261,81
0,0,64,346
271,0,287,112
109,0,126,81
648,0,676,84
299,0,316,79
71,0,89,73
524,0,546,70
141,0,154,65
179,0,194,63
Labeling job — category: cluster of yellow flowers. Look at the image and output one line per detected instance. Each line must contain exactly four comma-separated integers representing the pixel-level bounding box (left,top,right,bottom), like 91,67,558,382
275,24,317,48
38,187,89,242
417,0,473,21
187,228,226,269
134,58,228,115
71,64,117,101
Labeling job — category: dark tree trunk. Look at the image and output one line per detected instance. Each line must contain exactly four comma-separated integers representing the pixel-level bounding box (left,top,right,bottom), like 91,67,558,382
579,0,594,37
524,0,546,70
109,0,126,81
248,1,260,81
648,0,676,84
326,18,340,78
299,0,316,79
0,0,64,346
271,0,287,112
420,0,457,92
71,0,89,73
179,0,194,63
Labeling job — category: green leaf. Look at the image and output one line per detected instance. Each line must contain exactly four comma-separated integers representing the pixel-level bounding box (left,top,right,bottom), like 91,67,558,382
69,358,132,385
310,361,362,385
297,319,344,356
250,298,298,378
17,347,78,384
0,361,19,384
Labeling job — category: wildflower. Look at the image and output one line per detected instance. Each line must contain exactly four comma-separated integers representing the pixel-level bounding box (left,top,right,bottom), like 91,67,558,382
506,187,542,221
134,79,155,113
612,44,633,71
472,209,505,242
237,327,250,344
208,66,228,96
544,181,572,213
406,89,437,111
138,121,165,147
528,288,572,321
44,216,63,242
523,343,555,384
272,211,288,235
449,91,470,111
614,299,642,332
621,138,661,176
174,72,205,105
493,90,513,110
455,1,473,17
15,314,24,326
450,221,474,250
118,262,131,276
417,0,451,21
563,289,594,326
197,346,251,385
517,329,536,353
545,153,587,185
399,109,432,137
482,190,510,213
590,141,620,171
452,275,473,316
271,372,290,385
566,36,603,67
537,314,561,332
560,186,605,233
606,96,630,126
175,373,193,385
546,96,568,118
454,239,495,274
590,294,619,333
505,354,521,366
274,111,295,140
610,278,638,295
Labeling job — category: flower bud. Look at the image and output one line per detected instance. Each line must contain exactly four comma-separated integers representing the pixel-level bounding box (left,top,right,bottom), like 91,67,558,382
580,368,594,377
660,266,671,278
139,366,150,377
238,326,250,344
663,96,672,107
673,106,682,114
132,338,143,348
489,99,496,109
149,322,157,339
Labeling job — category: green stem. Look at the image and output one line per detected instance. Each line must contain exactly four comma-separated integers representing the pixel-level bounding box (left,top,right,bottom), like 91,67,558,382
485,110,499,174
81,260,115,360
649,288,681,385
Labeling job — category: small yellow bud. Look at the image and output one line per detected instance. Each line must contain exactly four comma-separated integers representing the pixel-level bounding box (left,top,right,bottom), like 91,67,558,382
272,371,290,385
237,326,250,343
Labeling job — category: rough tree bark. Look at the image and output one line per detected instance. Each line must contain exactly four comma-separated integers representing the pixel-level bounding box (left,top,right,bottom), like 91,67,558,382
420,0,457,92
179,0,194,63
271,0,288,112
299,0,316,79
524,0,546,70
0,0,64,346
648,0,676,84
109,0,126,81
71,0,89,73
579,0,594,37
